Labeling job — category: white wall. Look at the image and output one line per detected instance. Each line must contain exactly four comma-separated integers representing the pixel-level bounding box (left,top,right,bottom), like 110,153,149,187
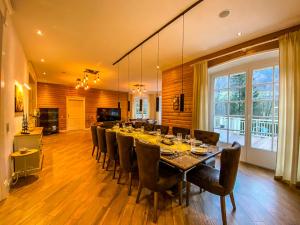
0,4,33,200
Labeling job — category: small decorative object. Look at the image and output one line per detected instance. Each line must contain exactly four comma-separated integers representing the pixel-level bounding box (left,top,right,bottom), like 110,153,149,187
15,83,24,113
173,96,180,111
21,113,30,134
19,147,28,154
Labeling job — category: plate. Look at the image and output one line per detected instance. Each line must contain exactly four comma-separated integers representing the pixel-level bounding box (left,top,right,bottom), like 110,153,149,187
147,131,156,135
191,147,208,155
161,148,174,155
165,134,175,139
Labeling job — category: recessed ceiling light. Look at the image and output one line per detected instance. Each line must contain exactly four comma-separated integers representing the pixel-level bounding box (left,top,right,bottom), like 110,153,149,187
37,30,43,36
237,32,242,36
219,10,230,18
41,58,45,62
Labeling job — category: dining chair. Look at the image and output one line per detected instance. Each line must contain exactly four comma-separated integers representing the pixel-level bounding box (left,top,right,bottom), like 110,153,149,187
96,127,107,168
134,121,145,128
90,125,99,158
186,142,241,225
194,130,220,167
144,123,154,131
135,140,183,222
116,133,137,195
153,125,169,135
105,130,119,179
172,126,190,137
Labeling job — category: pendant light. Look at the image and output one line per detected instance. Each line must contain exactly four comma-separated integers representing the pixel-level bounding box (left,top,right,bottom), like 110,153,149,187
180,15,185,112
117,64,121,109
127,55,131,112
156,33,160,112
139,45,143,113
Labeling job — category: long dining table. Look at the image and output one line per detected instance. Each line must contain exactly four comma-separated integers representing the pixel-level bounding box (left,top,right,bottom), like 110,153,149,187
110,128,222,172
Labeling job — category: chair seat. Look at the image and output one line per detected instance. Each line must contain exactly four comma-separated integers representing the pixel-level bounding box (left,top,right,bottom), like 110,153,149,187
187,164,226,196
156,162,182,192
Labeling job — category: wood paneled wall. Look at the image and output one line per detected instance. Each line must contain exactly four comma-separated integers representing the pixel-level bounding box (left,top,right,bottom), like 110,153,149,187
162,65,194,131
37,82,129,130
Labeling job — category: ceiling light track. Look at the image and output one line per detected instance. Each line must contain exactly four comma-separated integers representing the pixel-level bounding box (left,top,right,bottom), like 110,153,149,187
112,0,204,65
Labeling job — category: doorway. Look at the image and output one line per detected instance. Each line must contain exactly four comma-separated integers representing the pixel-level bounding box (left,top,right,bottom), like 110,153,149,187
66,97,85,130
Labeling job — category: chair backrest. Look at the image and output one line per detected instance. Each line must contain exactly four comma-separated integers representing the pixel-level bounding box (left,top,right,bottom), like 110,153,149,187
135,139,160,190
172,127,190,137
219,141,241,194
194,130,220,145
105,131,118,160
97,127,107,153
144,123,154,131
116,133,134,172
91,125,98,146
135,121,145,128
154,125,169,135
101,121,115,129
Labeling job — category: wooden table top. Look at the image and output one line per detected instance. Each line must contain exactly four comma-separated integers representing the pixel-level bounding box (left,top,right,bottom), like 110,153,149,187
110,128,222,171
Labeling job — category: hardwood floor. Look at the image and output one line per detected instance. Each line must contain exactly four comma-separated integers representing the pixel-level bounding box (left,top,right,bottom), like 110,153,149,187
1,130,300,225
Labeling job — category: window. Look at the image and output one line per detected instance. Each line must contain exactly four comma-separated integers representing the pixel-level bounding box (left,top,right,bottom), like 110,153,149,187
213,72,246,145
134,97,149,119
251,66,279,151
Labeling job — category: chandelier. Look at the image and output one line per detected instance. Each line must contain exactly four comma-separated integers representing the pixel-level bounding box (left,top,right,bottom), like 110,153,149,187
75,69,100,90
131,84,147,95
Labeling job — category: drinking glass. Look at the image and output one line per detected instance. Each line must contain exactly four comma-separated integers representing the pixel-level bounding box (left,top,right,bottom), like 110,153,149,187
177,133,182,142
116,123,120,129
129,124,133,131
157,129,161,136
122,123,126,129
185,134,191,141
141,126,144,133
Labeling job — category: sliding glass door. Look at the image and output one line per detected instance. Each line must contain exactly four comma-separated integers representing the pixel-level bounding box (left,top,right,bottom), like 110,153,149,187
212,64,279,169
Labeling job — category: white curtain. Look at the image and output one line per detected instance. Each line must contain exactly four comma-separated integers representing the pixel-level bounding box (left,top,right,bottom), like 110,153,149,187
192,61,209,132
275,30,300,187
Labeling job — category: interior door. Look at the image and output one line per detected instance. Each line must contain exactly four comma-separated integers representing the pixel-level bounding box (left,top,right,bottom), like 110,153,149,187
67,97,85,130
246,66,279,170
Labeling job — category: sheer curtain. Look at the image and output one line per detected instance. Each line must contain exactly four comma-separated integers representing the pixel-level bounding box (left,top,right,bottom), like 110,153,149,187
192,61,208,132
275,30,300,187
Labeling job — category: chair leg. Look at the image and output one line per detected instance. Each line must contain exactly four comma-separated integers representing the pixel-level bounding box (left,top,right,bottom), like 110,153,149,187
186,182,190,206
92,145,95,156
220,196,227,225
153,192,159,223
230,192,236,210
117,168,122,184
136,182,142,203
113,160,117,179
102,153,106,169
128,172,132,196
106,159,111,171
97,151,102,163
178,180,183,205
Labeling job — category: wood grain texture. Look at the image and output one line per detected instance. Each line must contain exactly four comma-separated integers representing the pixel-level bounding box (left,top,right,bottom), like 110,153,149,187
161,65,194,131
37,82,129,130
1,130,300,225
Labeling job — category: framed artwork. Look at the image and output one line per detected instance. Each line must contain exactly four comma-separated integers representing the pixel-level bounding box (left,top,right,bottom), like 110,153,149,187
15,84,24,113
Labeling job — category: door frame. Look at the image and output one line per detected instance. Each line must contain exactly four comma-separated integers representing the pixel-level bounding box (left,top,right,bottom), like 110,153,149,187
66,96,85,131
209,54,279,170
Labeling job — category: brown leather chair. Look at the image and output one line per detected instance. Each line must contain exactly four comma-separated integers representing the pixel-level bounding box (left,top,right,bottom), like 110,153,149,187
194,130,220,145
90,125,99,158
153,125,169,135
172,126,190,138
116,133,137,195
96,127,107,168
194,130,220,167
186,142,241,225
105,131,119,179
144,123,154,131
135,140,183,222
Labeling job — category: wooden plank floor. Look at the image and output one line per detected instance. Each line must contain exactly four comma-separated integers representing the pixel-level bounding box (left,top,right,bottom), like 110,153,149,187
1,130,300,225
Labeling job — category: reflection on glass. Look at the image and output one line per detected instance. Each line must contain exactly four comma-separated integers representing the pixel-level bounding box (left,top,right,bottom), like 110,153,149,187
229,88,245,101
230,73,246,87
215,102,228,116
253,84,273,100
214,76,228,90
214,90,228,102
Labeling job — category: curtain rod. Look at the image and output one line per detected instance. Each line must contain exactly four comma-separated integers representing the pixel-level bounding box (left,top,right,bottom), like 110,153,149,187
112,0,204,65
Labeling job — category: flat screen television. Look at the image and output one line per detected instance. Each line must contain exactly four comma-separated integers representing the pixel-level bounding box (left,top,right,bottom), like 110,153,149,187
97,108,121,122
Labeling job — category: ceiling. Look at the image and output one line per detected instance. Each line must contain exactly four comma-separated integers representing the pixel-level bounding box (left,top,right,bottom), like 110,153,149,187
11,0,300,92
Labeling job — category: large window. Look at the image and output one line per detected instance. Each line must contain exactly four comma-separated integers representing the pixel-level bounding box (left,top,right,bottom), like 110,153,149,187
251,66,279,151
213,72,246,145
134,97,149,119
